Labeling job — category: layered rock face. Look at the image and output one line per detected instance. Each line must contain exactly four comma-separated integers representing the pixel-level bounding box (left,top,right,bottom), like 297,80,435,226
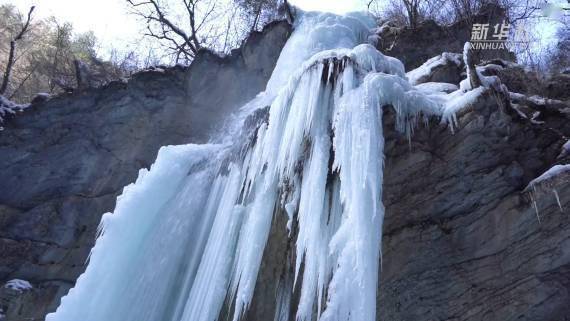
379,94,570,321
376,18,570,320
0,21,291,320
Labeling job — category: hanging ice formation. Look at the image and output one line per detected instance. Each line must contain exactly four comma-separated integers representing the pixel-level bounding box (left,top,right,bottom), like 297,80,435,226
47,10,445,321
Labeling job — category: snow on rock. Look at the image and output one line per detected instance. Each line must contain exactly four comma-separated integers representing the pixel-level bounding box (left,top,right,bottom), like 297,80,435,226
0,95,30,126
4,279,33,292
413,78,486,132
415,82,458,94
524,164,570,216
559,140,570,159
406,52,462,85
423,43,510,131
477,63,504,74
509,92,567,110
31,92,51,104
440,86,486,130
524,165,570,194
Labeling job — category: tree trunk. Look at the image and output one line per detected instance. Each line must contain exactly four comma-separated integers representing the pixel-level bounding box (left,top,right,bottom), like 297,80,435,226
251,6,261,32
0,41,16,95
0,6,35,96
74,59,91,91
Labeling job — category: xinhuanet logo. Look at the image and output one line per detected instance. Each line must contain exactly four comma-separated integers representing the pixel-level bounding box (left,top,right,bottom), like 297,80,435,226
469,21,529,50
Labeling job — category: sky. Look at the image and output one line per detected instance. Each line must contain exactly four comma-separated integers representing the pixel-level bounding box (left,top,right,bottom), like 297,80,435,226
291,0,367,13
0,0,144,55
0,0,564,63
0,0,367,57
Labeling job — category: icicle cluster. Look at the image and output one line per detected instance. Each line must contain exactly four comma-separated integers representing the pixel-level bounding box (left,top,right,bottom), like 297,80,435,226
47,10,444,321
524,164,570,220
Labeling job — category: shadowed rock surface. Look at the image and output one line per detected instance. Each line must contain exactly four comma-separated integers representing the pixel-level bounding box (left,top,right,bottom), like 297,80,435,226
0,20,292,321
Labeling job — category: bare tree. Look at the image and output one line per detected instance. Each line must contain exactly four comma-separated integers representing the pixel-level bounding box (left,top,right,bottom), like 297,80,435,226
402,0,421,29
369,0,447,28
48,21,74,92
235,0,278,31
549,21,569,73
126,0,219,63
0,5,147,102
0,6,35,95
370,0,545,28
74,59,91,91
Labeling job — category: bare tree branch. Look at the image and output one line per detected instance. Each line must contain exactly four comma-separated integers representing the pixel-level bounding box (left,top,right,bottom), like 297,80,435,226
0,6,35,95
127,0,203,62
127,0,280,63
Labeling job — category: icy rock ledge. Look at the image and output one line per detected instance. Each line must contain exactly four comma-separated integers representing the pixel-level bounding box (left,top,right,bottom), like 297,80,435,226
3,279,33,292
524,164,570,217
0,96,29,128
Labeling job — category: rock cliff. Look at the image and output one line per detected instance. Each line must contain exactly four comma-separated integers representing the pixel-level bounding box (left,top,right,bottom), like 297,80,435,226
378,91,570,321
0,20,292,320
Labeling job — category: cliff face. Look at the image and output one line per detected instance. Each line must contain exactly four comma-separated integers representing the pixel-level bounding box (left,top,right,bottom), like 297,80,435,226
376,18,569,321
239,79,570,321
0,21,291,320
1,14,569,321
374,9,570,317
379,95,570,321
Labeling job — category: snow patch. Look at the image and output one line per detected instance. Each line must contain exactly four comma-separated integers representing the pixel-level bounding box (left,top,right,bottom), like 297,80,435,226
4,279,33,292
0,96,30,127
525,165,570,191
441,86,486,130
524,164,570,217
33,92,51,100
477,63,504,73
406,52,462,85
559,140,570,158
415,82,458,94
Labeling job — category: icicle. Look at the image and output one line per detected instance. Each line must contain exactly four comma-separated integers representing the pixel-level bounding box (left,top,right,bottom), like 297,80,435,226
180,165,246,321
553,188,563,212
46,144,223,321
530,188,541,224
273,272,293,321
523,164,570,219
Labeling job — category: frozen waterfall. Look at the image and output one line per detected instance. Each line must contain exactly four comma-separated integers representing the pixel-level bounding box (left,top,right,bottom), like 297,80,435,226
47,10,445,321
